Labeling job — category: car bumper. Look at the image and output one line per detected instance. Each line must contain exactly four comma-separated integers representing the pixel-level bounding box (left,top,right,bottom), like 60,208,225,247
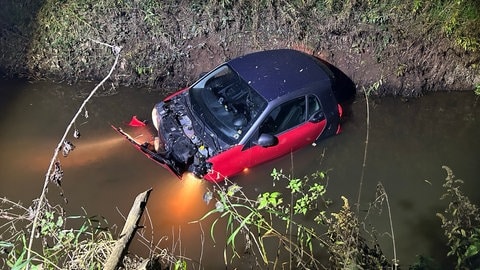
112,125,183,178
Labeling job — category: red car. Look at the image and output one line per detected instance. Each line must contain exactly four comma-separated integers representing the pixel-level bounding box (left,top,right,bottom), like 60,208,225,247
115,49,349,182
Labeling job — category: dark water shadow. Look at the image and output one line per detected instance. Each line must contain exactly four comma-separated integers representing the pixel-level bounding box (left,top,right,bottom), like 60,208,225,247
0,0,45,76
320,59,357,124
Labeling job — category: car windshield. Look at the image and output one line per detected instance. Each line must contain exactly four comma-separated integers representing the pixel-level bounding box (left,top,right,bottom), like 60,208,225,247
189,65,267,144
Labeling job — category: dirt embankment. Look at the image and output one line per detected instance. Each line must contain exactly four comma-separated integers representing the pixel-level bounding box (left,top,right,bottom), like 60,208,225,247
1,0,479,97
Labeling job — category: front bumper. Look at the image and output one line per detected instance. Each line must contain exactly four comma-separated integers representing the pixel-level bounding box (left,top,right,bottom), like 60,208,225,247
112,125,183,178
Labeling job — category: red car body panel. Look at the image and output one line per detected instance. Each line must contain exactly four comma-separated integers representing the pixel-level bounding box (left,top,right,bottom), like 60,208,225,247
204,118,328,182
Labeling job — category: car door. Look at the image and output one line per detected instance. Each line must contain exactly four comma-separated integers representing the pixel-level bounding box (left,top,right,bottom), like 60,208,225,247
204,95,326,182
245,95,326,168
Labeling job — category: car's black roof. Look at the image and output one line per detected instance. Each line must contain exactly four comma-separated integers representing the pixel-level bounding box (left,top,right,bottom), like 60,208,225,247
227,49,333,101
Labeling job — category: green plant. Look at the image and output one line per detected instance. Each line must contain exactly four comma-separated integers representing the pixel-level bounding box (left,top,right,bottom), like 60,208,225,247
455,36,480,52
475,84,480,96
0,197,113,269
139,0,163,27
428,0,480,52
363,77,384,96
135,66,153,76
437,166,480,269
195,169,331,268
412,0,422,14
325,195,392,269
196,168,395,268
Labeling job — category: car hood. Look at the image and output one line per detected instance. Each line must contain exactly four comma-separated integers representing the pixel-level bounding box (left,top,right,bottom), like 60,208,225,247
152,91,228,177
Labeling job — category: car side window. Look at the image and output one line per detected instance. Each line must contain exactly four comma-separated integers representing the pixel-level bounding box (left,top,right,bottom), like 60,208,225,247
260,96,306,135
307,95,324,120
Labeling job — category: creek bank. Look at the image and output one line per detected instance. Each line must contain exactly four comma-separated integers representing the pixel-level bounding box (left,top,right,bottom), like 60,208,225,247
0,0,479,97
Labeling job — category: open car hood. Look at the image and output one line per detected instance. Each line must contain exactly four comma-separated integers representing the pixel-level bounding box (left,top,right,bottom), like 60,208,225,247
151,91,227,178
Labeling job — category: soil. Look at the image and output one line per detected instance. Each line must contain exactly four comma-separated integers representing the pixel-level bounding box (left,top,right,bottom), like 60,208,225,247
0,1,479,97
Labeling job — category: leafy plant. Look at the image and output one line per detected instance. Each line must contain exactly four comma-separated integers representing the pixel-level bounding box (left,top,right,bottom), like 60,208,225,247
437,166,480,269
363,77,384,96
474,84,480,96
412,0,423,14
196,168,395,268
135,66,153,76
325,195,392,269
195,169,332,268
428,0,480,52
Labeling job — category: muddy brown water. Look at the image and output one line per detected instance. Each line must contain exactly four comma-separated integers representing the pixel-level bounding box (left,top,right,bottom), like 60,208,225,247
1,79,479,268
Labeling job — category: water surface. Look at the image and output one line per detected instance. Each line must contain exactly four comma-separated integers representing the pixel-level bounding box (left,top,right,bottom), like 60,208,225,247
1,80,479,268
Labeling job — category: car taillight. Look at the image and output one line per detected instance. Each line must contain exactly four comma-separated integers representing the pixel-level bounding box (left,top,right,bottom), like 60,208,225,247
337,104,343,117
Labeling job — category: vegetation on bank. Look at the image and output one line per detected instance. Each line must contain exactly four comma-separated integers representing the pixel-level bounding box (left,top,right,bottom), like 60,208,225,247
1,0,479,95
1,166,479,269
196,166,480,269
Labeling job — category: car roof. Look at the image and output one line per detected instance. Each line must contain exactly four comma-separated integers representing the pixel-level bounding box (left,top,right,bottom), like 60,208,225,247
227,49,333,101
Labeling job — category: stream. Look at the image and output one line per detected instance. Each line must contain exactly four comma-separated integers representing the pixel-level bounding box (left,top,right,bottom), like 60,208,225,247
1,79,479,268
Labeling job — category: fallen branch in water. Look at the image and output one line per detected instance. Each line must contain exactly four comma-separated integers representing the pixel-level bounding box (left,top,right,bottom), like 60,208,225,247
104,189,152,270
25,40,122,269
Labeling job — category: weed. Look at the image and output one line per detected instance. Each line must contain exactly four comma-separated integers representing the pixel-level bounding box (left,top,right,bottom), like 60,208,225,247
135,66,153,76
0,198,114,269
325,196,391,268
396,63,408,77
475,84,480,96
196,168,396,268
428,0,480,52
195,169,332,268
456,36,480,52
412,0,423,14
437,166,480,269
363,77,384,96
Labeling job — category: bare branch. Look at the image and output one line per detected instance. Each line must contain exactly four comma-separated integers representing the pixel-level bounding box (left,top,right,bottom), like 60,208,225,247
25,41,122,269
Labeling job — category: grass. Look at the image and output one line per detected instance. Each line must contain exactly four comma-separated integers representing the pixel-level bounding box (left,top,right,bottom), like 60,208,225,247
1,0,474,91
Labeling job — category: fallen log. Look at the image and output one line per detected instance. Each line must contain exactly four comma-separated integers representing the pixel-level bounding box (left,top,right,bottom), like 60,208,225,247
104,188,152,270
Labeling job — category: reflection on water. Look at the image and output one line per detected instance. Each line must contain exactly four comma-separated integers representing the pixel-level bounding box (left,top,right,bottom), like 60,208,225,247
1,79,479,268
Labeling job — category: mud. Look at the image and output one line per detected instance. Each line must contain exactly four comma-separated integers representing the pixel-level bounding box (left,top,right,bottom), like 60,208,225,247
0,0,479,97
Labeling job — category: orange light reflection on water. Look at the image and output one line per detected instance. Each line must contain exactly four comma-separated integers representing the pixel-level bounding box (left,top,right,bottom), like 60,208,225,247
10,135,126,172
60,136,126,167
149,173,210,225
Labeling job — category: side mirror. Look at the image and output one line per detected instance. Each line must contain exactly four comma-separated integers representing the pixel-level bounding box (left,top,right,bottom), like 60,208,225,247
309,110,325,123
256,133,279,148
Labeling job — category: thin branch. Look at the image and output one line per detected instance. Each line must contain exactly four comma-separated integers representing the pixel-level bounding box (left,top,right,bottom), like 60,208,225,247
356,90,370,213
25,41,122,269
376,184,398,269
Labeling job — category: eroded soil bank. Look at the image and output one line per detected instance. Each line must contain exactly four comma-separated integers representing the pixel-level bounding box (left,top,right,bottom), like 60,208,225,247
1,0,479,97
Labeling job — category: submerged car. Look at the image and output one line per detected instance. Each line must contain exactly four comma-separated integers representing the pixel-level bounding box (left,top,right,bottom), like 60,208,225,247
115,49,345,182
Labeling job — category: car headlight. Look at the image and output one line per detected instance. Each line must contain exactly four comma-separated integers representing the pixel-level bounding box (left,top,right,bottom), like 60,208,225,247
151,106,159,131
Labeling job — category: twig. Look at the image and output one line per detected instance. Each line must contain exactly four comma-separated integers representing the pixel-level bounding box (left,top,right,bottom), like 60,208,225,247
25,41,122,269
369,183,398,269
383,188,398,269
356,89,370,213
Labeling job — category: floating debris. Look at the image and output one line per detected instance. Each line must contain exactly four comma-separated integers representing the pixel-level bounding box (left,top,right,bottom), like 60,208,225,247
62,140,75,157
128,115,147,127
49,161,64,186
203,191,213,205
73,128,81,139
